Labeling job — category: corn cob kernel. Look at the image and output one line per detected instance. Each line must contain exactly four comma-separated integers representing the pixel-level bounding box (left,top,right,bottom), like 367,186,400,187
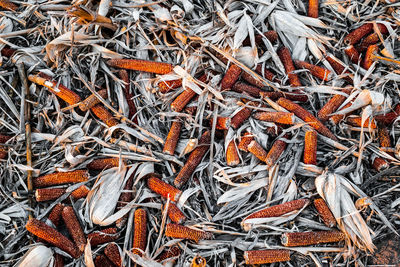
372,156,389,171
314,198,336,227
87,157,121,170
104,243,122,267
277,98,337,141
344,23,374,46
90,104,118,127
308,0,319,18
226,139,240,166
294,60,331,81
363,44,378,70
281,230,345,246
94,255,114,267
347,116,377,128
54,253,64,267
79,89,107,112
88,228,119,247
159,79,183,93
33,170,89,188
62,206,86,252
119,70,138,124
25,218,80,258
116,171,135,229
165,202,187,224
304,130,318,165
165,223,213,242
47,203,65,227
107,59,174,74
0,0,17,11
221,64,242,90
248,140,268,162
344,46,361,64
277,47,302,87
132,208,147,255
317,89,351,122
244,249,291,265
28,74,81,105
163,120,182,155
191,255,206,267
146,174,182,201
230,107,252,129
253,111,294,125
174,131,211,188
238,132,254,152
243,199,309,221
156,246,181,262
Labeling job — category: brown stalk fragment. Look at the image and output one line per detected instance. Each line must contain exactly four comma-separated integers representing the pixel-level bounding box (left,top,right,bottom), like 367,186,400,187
308,0,319,18
304,130,317,165
165,202,187,224
317,89,351,122
363,44,378,69
90,104,118,127
372,156,389,171
0,0,17,11
104,243,122,267
0,47,16,58
33,170,89,188
230,107,252,129
156,246,181,262
94,255,114,267
244,249,291,265
344,46,361,64
87,157,121,170
238,132,254,152
294,60,331,81
281,230,345,246
243,199,309,221
159,79,183,93
330,102,352,125
344,23,374,46
277,47,302,87
346,117,377,128
146,174,182,201
221,64,242,90
35,185,90,202
25,218,80,258
107,59,174,74
265,135,289,168
47,203,65,227
118,70,138,124
226,139,240,166
253,111,294,125
314,198,336,227
88,228,119,247
132,208,147,255
67,5,115,30
248,140,268,162
163,120,182,155
79,89,107,112
165,223,213,242
116,171,135,229
62,206,86,252
277,98,338,141
28,74,81,105
174,131,211,188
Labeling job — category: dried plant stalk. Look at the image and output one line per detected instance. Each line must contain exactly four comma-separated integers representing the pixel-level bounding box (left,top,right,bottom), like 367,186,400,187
79,89,107,112
244,250,291,265
243,199,309,221
156,246,181,262
230,107,252,129
238,132,254,152
90,104,118,127
314,198,336,227
248,140,268,162
165,202,187,224
147,174,182,201
0,0,17,11
163,120,182,155
62,206,86,252
119,70,138,124
226,139,240,166
68,5,112,24
344,23,373,45
132,208,147,255
265,135,289,168
33,170,89,188
25,218,80,258
308,0,319,18
281,230,345,246
159,79,183,93
304,130,317,165
221,64,242,90
107,59,173,74
87,158,121,170
253,111,294,125
47,203,64,227
105,243,122,267
317,89,351,122
165,223,212,242
88,228,119,247
277,47,302,87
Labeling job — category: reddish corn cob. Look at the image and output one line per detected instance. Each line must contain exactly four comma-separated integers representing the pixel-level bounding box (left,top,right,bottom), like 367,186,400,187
116,171,135,229
344,23,374,46
132,208,147,255
314,198,336,227
33,170,89,188
35,185,89,202
248,140,268,162
174,131,211,188
230,107,252,129
0,134,11,159
0,0,18,11
241,70,273,89
104,243,122,267
265,135,288,168
163,120,182,155
25,218,80,258
165,202,187,224
54,253,64,267
119,70,138,124
88,228,119,247
226,139,240,166
378,126,392,151
0,47,16,58
90,104,118,127
357,24,389,51
347,116,377,128
325,56,352,83
159,79,183,93
372,156,389,171
146,174,182,201
375,104,400,125
238,132,254,152
330,102,352,125
344,46,361,64
62,206,86,252
317,89,351,122
363,44,378,69
304,130,317,165
87,157,121,170
243,199,309,221
212,116,230,130
47,203,64,227
281,230,345,246
244,250,291,265
28,74,81,105
221,64,242,90
157,246,181,262
95,255,114,267
253,112,294,125
294,60,331,81
243,30,278,46
107,59,174,74
70,184,90,199
79,89,107,112
277,98,338,141
165,223,213,242
278,47,302,87
232,81,265,97
308,0,319,18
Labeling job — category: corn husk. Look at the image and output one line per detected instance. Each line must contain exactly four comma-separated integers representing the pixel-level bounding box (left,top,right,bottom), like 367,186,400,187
16,245,54,267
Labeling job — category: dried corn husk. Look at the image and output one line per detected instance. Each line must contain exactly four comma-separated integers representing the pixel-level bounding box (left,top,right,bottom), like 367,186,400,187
16,245,54,267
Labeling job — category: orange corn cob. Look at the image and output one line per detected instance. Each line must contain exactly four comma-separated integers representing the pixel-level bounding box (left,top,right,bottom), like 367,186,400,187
253,111,294,125
243,30,278,46
35,185,89,202
88,228,119,247
156,246,181,262
317,89,351,122
344,23,374,46
132,208,147,255
0,0,18,11
28,74,81,105
243,199,309,221
347,116,377,128
378,126,392,150
277,47,302,87
119,70,138,124
79,89,107,112
212,116,230,130
147,174,182,201
107,59,174,75
265,135,288,169
277,98,337,141
54,254,64,267
33,170,89,188
221,64,242,90
191,255,206,267
95,255,114,267
281,230,345,246
230,107,252,129
375,104,400,125
174,131,211,188
314,198,336,227
62,206,86,252
372,156,389,171
248,140,268,162
165,202,187,224
47,203,64,227
329,102,352,125
241,69,275,89
294,60,331,81
304,130,317,165
357,24,389,52
344,46,360,64
163,120,182,155
226,139,240,166
244,250,291,265
325,56,352,83
87,157,121,170
363,44,378,69
238,132,254,152
308,0,319,18
159,79,183,93
116,171,135,229
90,104,118,127
165,223,213,242
104,243,122,267
25,218,80,258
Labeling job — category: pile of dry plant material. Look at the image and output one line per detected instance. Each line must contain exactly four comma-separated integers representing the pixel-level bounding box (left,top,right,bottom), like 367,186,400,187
1,0,400,266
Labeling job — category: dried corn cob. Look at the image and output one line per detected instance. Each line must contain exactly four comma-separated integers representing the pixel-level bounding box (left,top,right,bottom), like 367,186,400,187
330,102,352,125
119,69,138,124
265,135,289,168
226,138,240,166
94,255,114,267
0,47,16,57
248,140,268,162
363,44,378,69
146,174,182,201
232,81,264,97
88,228,119,247
156,246,181,262
0,0,17,11
317,89,351,122
0,134,11,159
132,208,147,255
357,24,389,51
243,199,309,221
253,111,294,125
347,116,377,128
294,60,331,81
241,68,275,88
159,79,183,93
54,253,64,267
230,107,252,129
191,255,206,267
375,104,400,125
107,59,174,74
79,89,107,112
47,203,64,227
165,223,213,242
90,104,118,127
278,47,302,87
304,130,317,165
238,132,254,152
163,120,182,155
308,0,319,18
314,198,336,227
325,56,352,83
372,156,389,171
165,202,187,224
281,230,345,246
116,171,135,229
62,206,86,252
344,23,374,45
87,157,121,170
104,243,122,267
33,170,89,188
243,30,278,46
35,185,89,202
212,116,230,130
221,64,242,90
344,46,361,64
378,126,392,151
244,249,291,265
